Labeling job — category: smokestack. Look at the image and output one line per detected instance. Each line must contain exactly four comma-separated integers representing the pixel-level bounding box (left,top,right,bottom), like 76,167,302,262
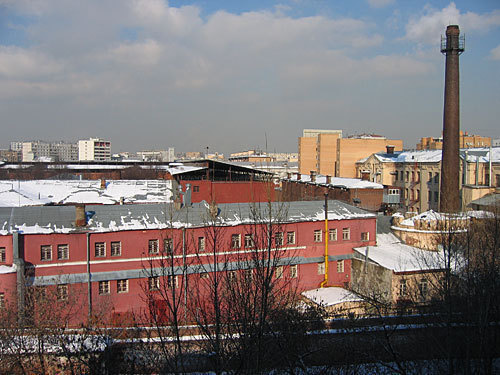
386,145,395,154
440,25,464,213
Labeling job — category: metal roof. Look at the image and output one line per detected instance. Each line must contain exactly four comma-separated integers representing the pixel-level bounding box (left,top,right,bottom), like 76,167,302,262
0,200,375,235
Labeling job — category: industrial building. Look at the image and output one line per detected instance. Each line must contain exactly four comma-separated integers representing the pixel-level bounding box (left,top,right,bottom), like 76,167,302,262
0,201,376,325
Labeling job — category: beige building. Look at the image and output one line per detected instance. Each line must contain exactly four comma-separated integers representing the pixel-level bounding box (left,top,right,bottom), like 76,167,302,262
417,131,491,150
298,129,403,178
78,138,111,161
356,147,500,213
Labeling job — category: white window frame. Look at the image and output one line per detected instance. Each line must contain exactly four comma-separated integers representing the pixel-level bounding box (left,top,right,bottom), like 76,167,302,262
361,232,369,241
342,228,350,241
0,247,5,263
399,279,407,297
244,234,254,248
275,266,283,279
287,231,296,245
164,238,173,254
149,276,160,291
329,229,337,241
275,232,284,246
117,279,129,293
98,281,110,295
290,264,298,278
198,237,206,252
57,244,69,260
41,245,52,261
313,230,322,243
231,234,241,249
149,239,159,254
57,284,68,301
317,262,325,275
337,260,344,273
111,241,121,256
95,242,106,257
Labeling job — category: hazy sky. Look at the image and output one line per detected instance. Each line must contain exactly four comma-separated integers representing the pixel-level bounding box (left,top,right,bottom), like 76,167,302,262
1,0,499,155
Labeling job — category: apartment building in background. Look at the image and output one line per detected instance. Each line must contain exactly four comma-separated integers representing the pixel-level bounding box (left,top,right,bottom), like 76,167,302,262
298,129,403,178
417,131,491,150
10,141,78,162
78,138,111,161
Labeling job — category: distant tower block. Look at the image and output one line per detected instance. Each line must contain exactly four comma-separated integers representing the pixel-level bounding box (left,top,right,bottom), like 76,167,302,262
440,25,464,213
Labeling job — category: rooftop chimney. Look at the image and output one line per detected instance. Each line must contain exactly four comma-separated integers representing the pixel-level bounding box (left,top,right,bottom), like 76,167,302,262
361,171,370,181
326,175,331,184
75,204,87,227
287,172,291,180
100,179,106,189
440,25,464,213
386,145,395,154
310,170,316,183
296,172,301,181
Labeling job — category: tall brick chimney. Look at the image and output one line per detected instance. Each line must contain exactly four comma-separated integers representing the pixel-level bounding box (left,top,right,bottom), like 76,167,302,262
440,25,464,213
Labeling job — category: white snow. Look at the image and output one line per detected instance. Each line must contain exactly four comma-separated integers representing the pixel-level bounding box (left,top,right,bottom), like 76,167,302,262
0,180,175,207
302,287,362,307
289,174,383,189
0,264,16,274
354,233,446,272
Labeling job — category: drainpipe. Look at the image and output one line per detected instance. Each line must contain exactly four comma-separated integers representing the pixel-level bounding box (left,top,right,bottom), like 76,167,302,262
87,232,92,319
182,227,187,322
489,145,492,187
320,193,329,288
475,158,479,186
13,231,25,324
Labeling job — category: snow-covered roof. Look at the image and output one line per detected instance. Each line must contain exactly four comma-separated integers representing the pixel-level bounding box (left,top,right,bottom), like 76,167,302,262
354,233,446,273
397,210,480,227
302,287,362,307
0,200,375,235
288,174,383,189
0,180,175,207
361,147,500,164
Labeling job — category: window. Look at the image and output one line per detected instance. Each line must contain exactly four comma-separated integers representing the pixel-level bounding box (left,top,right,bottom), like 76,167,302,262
41,245,52,261
149,239,159,254
198,237,206,252
400,171,403,181
337,260,344,273
57,244,69,260
275,232,284,246
290,265,298,278
95,242,106,257
228,271,237,281
164,238,173,254
0,293,4,309
411,171,415,182
242,234,253,248
231,234,241,249
0,248,5,263
399,279,407,297
275,266,283,279
57,284,68,301
193,185,200,192
342,228,350,240
167,275,178,288
417,172,420,182
317,262,325,275
329,229,337,241
428,172,432,181
244,269,253,282
99,281,110,295
117,279,129,293
361,232,369,241
287,231,296,244
111,242,121,256
419,278,428,298
313,229,322,242
149,276,160,291
434,191,439,203
434,172,439,184
200,272,209,279
416,189,420,201
496,174,500,188
406,171,409,182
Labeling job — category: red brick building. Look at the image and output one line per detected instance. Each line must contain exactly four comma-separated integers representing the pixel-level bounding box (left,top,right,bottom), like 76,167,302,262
0,201,375,326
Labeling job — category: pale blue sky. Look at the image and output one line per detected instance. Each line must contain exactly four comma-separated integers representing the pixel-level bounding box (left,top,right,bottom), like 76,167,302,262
0,0,499,154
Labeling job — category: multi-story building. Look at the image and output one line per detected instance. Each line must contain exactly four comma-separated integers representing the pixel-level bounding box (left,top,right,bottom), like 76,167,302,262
17,141,78,162
137,148,175,162
0,150,21,162
78,138,111,161
356,147,500,213
417,131,491,150
0,201,376,326
298,130,403,178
